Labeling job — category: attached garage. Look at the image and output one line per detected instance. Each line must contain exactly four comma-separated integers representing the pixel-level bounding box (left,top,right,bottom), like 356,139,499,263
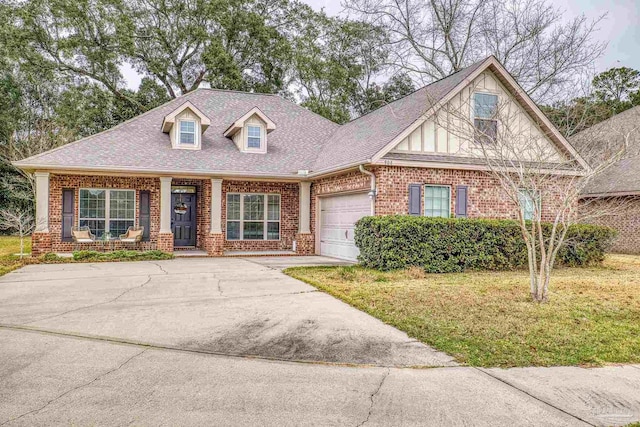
319,192,371,261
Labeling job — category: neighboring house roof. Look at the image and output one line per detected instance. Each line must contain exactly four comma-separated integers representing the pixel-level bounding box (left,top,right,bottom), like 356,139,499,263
571,106,640,196
14,56,586,178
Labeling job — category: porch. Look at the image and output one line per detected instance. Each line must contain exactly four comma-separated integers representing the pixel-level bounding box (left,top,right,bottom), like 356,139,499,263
31,173,314,257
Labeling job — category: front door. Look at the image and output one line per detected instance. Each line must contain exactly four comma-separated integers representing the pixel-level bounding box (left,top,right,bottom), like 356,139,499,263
171,193,197,246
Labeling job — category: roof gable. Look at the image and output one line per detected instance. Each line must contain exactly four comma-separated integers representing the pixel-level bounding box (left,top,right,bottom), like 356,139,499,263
223,106,276,137
161,101,211,133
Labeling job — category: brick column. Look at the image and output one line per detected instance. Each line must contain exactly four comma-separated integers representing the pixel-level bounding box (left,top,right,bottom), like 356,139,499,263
32,172,51,256
206,178,224,256
296,181,314,255
158,176,173,253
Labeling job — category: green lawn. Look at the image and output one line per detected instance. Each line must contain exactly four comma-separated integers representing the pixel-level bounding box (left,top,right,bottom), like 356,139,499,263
0,235,31,276
0,235,172,277
285,255,640,368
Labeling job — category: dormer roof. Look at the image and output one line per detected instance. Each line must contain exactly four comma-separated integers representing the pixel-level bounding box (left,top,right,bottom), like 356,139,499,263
223,107,276,137
161,101,211,133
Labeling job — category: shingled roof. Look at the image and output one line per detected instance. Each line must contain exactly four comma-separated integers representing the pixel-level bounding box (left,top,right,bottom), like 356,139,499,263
14,57,511,177
571,106,640,196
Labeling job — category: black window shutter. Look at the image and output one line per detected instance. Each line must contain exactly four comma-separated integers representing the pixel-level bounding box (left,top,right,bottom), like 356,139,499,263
408,184,422,216
139,191,151,241
455,186,468,218
62,189,74,242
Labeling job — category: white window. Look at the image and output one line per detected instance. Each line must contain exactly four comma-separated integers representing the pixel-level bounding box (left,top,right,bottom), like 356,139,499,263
473,93,498,143
179,120,196,145
247,125,262,149
518,189,541,221
226,193,280,240
424,185,451,218
79,189,135,238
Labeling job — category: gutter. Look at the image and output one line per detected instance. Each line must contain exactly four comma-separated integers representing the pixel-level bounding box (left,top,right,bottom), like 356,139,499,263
359,164,376,215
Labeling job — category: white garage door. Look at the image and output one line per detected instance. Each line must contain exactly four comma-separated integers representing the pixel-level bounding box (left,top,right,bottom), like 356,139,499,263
319,192,370,261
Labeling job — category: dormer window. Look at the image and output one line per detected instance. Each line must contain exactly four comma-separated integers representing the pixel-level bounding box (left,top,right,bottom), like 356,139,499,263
224,107,276,154
179,120,196,145
247,125,262,149
161,101,211,151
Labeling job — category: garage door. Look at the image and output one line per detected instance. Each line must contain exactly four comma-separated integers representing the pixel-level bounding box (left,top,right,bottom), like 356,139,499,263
319,192,370,261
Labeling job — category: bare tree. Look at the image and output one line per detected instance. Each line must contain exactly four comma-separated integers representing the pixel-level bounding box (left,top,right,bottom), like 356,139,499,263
0,209,35,258
431,85,640,302
342,0,606,100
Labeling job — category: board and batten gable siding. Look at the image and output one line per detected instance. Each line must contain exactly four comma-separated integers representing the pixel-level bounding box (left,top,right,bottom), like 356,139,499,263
391,70,565,163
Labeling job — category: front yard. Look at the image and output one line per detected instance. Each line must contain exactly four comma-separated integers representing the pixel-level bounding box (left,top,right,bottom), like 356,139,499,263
0,236,31,276
286,255,640,368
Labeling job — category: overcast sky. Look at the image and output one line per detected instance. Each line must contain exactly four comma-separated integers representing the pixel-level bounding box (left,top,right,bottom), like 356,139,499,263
122,0,639,90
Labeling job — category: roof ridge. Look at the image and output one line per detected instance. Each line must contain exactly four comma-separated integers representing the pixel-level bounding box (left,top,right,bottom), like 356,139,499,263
14,89,200,165
196,87,279,96
341,56,492,126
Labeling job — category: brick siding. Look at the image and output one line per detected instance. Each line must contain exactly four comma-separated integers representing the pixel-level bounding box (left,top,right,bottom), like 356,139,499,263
33,167,573,257
579,196,640,254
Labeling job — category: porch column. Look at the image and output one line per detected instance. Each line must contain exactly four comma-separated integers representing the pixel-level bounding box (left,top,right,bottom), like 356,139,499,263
159,176,172,233
210,178,223,233
34,172,50,232
298,181,311,234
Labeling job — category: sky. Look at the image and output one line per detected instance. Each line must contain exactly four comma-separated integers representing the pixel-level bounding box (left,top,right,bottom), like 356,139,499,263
121,0,640,90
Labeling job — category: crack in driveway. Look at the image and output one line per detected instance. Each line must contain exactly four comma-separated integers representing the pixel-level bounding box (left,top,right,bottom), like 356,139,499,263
22,275,153,325
357,368,390,427
0,349,147,426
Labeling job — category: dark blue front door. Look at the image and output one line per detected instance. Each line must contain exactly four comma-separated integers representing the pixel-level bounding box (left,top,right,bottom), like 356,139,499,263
172,193,197,246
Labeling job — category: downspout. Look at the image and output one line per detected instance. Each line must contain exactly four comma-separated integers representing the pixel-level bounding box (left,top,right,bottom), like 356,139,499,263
359,164,376,215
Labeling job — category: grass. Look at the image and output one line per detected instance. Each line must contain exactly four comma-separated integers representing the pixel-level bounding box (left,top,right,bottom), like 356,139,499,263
285,255,640,368
0,235,173,277
0,235,32,276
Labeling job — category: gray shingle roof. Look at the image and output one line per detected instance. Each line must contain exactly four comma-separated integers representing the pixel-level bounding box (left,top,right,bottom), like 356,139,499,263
571,106,640,195
15,59,488,177
312,59,487,172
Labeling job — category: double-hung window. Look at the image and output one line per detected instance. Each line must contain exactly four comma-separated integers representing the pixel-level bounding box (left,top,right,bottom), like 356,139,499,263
79,189,135,238
247,125,262,149
473,93,498,143
226,193,280,240
179,120,196,145
424,185,451,218
518,189,541,221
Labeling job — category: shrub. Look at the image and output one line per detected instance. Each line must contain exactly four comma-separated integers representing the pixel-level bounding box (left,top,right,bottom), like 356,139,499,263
355,216,616,272
72,250,173,262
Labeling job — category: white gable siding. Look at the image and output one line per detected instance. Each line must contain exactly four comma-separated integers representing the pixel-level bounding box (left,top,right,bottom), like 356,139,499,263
390,70,565,163
171,108,201,150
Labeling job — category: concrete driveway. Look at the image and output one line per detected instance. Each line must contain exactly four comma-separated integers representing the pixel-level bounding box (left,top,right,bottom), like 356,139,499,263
1,258,639,426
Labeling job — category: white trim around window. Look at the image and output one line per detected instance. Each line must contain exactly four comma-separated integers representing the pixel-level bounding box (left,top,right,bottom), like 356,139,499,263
178,119,198,146
226,193,281,241
472,92,498,144
244,123,266,153
79,188,136,238
424,184,451,218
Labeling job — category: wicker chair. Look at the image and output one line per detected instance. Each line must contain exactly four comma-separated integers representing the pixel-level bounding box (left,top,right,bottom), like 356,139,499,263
119,226,144,250
71,225,96,251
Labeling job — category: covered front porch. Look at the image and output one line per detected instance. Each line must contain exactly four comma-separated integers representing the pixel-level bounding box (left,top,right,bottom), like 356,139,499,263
31,172,314,257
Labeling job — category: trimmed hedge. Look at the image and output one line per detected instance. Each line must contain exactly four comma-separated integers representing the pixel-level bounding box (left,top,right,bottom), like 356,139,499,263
355,216,616,272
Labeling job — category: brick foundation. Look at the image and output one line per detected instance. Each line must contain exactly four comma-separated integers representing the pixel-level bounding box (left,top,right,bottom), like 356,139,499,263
295,233,315,255
31,232,51,256
157,233,174,253
203,233,224,256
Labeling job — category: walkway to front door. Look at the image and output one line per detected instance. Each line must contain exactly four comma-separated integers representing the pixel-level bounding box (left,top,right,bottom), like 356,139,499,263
171,191,196,246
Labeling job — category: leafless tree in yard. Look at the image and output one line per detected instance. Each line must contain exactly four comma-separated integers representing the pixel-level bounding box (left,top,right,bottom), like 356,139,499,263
0,120,73,205
431,86,640,302
0,209,35,258
342,0,606,100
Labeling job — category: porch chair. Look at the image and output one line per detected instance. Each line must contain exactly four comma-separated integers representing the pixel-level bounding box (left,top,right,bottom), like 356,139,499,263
71,225,96,251
119,226,144,250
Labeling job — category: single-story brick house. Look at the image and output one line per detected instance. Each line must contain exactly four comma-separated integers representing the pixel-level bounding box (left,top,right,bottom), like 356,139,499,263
573,106,640,253
15,56,587,261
